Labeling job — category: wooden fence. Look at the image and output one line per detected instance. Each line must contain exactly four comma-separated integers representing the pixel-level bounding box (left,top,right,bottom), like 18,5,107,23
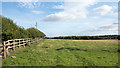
0,38,42,59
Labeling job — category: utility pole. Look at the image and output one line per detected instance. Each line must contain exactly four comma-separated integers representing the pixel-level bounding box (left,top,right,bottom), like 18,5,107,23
35,22,37,29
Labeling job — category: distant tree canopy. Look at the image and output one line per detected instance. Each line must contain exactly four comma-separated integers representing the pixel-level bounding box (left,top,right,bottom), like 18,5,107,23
2,16,46,41
45,35,119,40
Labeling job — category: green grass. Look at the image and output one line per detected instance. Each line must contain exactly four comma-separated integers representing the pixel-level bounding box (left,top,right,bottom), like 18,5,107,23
2,39,118,66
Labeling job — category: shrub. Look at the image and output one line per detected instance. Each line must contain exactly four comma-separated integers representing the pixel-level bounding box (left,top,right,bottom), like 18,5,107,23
2,16,46,41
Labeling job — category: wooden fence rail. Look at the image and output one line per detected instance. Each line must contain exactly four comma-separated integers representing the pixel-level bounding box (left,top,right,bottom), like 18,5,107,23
0,38,42,59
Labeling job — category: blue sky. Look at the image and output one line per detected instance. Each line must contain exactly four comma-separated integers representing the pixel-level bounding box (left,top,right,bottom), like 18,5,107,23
2,1,118,37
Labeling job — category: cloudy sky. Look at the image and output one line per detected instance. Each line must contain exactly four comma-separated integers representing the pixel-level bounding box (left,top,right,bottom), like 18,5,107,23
2,0,118,37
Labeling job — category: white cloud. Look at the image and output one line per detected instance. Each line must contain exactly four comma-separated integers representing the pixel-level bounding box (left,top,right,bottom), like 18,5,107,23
109,11,118,17
112,6,117,9
92,16,99,19
53,5,64,9
44,0,97,22
91,23,118,35
93,5,112,15
44,12,77,21
93,5,118,17
43,9,88,22
97,23,118,31
32,10,44,14
17,0,40,8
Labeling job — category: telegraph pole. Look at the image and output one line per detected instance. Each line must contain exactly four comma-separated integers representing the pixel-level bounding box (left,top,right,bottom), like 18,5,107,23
35,22,37,29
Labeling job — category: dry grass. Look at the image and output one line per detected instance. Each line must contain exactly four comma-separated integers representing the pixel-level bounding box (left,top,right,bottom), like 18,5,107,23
47,39,118,42
38,44,42,46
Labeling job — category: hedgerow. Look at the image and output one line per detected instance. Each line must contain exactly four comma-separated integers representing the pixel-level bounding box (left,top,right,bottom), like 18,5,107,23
2,16,46,41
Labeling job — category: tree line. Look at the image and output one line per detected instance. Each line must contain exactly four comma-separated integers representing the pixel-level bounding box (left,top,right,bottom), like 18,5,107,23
1,16,46,41
46,35,119,40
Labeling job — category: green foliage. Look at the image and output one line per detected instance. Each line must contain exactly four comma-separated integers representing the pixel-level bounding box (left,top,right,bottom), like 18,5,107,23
2,16,46,41
27,28,46,39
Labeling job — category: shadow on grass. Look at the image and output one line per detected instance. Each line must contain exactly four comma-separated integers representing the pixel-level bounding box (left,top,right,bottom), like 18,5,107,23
55,47,85,51
42,47,49,48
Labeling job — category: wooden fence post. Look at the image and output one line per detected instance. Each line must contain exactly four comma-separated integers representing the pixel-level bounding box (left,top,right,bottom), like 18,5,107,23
28,39,30,45
6,48,10,56
13,40,15,51
19,39,21,48
3,41,6,59
30,39,31,44
23,39,25,48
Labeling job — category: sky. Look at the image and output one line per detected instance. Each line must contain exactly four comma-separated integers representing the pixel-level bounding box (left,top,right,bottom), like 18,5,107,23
1,0,118,37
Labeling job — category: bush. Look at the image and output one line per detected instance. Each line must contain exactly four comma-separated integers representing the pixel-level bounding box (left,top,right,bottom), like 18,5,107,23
27,28,46,39
2,16,46,41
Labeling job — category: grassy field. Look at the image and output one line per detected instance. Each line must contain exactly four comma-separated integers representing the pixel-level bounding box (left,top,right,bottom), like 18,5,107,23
2,39,118,66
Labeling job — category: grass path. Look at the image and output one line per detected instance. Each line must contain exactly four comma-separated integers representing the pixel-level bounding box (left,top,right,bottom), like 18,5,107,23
2,39,118,66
